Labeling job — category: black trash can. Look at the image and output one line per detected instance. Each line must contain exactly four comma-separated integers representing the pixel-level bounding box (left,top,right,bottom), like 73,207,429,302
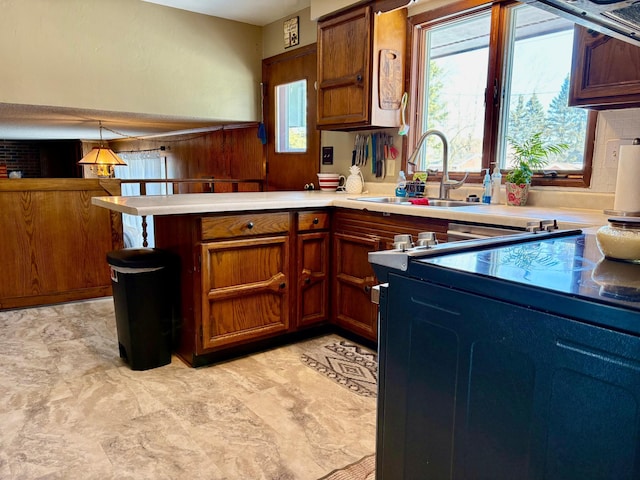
106,248,180,371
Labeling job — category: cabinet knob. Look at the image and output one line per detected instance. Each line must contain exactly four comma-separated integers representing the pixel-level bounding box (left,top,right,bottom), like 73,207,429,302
364,285,371,293
356,74,363,82
280,282,286,289
247,221,254,230
304,277,311,285
313,217,319,225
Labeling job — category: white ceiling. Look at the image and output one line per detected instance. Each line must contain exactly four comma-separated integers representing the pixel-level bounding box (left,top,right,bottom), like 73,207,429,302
142,0,311,27
1,1,310,142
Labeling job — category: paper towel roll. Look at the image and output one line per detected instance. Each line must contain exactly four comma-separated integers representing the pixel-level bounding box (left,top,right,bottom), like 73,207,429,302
614,143,640,214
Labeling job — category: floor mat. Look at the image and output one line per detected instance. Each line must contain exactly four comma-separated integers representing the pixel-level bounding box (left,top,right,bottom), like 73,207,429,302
301,340,377,397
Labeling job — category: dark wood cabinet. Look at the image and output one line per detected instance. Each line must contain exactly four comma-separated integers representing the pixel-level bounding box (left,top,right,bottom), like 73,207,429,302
333,232,381,340
570,25,640,108
200,234,290,350
155,209,335,366
296,211,331,328
332,209,448,342
155,211,293,365
317,5,406,130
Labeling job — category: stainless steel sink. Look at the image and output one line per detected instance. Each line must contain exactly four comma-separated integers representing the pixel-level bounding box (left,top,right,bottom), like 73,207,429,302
352,197,482,207
353,196,412,205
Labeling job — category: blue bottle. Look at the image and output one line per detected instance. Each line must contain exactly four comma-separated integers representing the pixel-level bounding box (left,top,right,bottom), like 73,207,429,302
482,168,492,204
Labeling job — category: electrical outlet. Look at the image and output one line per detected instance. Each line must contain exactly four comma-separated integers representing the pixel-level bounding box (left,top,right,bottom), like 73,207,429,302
605,138,634,167
322,146,333,165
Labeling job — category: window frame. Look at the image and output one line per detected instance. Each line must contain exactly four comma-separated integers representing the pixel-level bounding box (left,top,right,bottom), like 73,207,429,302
406,0,596,188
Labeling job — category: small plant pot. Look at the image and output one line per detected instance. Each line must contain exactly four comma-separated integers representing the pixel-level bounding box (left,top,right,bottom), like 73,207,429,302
505,182,529,206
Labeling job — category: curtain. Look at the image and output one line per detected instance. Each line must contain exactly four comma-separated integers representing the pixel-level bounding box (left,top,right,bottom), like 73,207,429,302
115,151,167,248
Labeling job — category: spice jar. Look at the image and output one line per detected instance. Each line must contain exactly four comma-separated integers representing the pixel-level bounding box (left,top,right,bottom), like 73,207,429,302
595,217,640,263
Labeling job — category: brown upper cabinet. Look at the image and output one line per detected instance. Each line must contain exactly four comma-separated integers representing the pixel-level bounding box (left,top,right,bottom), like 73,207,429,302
317,5,406,130
570,25,640,109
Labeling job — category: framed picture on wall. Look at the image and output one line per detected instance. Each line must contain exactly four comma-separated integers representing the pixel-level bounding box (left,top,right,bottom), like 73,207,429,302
284,16,299,48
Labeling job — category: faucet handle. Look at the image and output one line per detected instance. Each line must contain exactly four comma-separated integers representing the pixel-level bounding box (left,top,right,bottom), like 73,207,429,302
444,172,469,188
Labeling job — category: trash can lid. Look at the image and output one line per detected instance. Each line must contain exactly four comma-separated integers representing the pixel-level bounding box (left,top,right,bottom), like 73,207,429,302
106,248,176,269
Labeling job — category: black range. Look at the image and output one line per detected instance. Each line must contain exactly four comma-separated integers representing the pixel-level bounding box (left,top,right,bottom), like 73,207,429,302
370,230,640,480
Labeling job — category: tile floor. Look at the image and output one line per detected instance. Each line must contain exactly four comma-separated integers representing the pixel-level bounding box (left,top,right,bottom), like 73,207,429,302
0,298,377,479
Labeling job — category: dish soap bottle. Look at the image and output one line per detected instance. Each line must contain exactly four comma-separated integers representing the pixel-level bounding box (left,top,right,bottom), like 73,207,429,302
395,171,407,197
491,163,502,204
482,168,492,204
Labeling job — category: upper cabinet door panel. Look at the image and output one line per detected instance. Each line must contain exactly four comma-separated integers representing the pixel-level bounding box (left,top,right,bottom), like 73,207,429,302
317,6,372,127
570,25,640,108
317,5,406,130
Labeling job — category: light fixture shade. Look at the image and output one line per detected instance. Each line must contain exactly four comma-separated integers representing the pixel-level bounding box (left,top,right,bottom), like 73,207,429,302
78,147,127,166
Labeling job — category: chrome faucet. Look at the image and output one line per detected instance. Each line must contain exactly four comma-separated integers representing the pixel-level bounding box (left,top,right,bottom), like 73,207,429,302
406,129,469,199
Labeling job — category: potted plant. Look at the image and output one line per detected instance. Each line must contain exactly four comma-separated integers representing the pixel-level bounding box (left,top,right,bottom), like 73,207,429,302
505,132,568,206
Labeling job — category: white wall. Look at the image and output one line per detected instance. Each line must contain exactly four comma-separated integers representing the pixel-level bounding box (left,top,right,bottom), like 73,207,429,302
0,0,262,122
591,108,640,192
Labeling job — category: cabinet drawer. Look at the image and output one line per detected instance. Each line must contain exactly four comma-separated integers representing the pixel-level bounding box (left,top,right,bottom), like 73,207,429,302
201,212,290,240
298,211,330,231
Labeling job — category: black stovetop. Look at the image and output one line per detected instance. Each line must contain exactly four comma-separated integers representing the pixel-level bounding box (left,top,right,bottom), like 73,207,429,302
416,233,640,311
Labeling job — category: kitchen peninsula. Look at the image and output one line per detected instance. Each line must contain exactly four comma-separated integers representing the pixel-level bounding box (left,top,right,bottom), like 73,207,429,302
92,191,609,366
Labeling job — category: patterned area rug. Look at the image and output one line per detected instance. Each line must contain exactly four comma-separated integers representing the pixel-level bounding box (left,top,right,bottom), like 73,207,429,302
301,341,377,397
318,454,375,480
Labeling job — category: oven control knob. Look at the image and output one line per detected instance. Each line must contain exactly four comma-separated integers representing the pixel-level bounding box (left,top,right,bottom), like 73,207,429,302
393,234,413,251
416,232,438,248
526,221,541,233
540,219,558,231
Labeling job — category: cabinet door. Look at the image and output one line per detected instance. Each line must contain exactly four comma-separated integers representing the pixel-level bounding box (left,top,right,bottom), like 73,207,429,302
317,6,371,127
570,25,640,108
297,231,330,327
317,6,406,129
332,232,380,341
200,235,290,351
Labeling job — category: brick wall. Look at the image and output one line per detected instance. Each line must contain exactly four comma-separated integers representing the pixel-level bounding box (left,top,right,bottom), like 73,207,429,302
0,141,41,178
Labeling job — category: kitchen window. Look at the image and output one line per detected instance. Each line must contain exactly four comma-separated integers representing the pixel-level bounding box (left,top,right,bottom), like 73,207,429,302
275,79,308,153
409,0,596,187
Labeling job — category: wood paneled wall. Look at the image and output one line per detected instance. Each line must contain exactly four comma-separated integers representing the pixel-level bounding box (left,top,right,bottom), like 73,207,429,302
0,178,123,309
110,124,265,192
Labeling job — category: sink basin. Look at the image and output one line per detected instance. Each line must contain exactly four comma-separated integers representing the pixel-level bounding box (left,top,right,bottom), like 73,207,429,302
353,196,412,205
352,197,482,208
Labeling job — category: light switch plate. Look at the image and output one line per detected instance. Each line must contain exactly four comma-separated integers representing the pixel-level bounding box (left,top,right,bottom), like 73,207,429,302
322,146,333,165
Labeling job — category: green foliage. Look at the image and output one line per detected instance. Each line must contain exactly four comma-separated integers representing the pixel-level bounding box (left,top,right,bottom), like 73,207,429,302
426,61,448,128
507,75,588,170
545,75,588,166
505,132,568,185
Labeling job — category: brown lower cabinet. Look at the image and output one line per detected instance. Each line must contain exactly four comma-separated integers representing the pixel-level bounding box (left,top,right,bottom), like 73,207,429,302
155,207,447,366
332,209,449,342
155,209,331,366
297,211,331,327
200,234,291,350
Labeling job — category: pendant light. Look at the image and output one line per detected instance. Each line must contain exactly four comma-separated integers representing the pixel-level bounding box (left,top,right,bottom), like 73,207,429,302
78,121,127,178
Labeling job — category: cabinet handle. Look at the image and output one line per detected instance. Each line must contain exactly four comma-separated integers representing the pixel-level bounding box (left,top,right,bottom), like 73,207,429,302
280,282,286,289
313,217,319,225
247,221,254,230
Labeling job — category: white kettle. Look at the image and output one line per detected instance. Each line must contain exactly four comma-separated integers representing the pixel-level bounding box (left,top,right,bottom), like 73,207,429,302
345,165,365,194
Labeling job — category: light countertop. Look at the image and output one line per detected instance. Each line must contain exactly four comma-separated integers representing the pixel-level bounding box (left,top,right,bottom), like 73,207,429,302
92,191,611,230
